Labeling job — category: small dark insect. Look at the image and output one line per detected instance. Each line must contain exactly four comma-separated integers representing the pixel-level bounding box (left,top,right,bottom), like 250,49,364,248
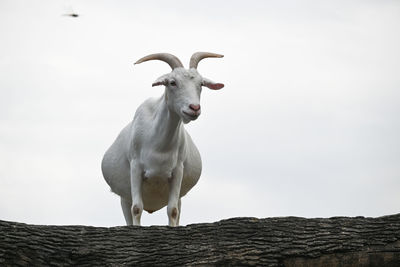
63,13,79,17
62,4,79,18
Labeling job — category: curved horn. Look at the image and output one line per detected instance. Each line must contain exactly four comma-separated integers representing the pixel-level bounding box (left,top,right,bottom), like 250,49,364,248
189,52,224,69
135,53,183,70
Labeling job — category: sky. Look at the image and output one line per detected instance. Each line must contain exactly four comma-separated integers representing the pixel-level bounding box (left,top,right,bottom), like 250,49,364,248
0,0,399,227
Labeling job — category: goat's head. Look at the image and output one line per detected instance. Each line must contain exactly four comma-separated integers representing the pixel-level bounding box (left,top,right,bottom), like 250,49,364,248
135,52,224,123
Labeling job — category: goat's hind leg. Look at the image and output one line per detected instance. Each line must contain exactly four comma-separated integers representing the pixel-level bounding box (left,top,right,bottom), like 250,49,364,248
120,197,133,226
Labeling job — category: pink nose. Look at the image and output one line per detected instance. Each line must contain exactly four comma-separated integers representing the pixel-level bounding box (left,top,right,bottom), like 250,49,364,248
189,104,201,111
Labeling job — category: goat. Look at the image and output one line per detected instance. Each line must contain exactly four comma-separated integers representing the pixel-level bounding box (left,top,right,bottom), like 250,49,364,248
101,52,224,226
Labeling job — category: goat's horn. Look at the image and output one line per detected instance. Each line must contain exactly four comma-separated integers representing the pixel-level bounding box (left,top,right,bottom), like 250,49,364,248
135,53,184,69
189,52,224,69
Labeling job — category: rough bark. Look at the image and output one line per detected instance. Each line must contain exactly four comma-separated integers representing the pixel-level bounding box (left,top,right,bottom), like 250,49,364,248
1,214,400,266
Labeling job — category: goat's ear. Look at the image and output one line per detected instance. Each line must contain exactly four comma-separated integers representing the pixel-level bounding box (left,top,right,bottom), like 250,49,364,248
202,78,224,90
152,74,169,87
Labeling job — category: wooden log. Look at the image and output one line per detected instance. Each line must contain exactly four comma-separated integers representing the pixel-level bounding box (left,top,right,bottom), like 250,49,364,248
1,214,400,266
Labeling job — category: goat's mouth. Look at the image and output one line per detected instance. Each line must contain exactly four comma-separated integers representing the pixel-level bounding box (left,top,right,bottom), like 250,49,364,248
182,110,200,120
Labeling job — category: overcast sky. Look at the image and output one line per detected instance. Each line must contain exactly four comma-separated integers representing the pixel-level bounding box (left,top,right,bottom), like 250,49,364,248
1,0,399,227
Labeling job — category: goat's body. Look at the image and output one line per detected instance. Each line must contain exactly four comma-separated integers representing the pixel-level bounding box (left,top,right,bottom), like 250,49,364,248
101,95,202,214
102,52,223,226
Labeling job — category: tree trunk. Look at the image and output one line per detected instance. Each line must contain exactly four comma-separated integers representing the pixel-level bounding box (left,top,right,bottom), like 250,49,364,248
1,214,400,266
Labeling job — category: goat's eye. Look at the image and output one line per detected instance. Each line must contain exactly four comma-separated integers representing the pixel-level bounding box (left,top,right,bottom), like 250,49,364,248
169,80,176,86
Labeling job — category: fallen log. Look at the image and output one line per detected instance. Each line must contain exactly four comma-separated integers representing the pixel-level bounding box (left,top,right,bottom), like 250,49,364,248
1,214,400,266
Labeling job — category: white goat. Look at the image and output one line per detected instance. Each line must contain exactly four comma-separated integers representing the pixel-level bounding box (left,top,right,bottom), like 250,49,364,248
101,52,224,226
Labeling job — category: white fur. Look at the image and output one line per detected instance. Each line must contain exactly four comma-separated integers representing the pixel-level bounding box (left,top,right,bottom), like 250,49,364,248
101,67,223,226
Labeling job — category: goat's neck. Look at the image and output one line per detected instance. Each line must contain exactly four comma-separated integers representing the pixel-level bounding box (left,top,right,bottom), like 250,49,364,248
151,95,182,151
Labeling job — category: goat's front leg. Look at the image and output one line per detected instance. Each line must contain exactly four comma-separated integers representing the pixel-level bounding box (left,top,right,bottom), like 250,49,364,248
130,161,143,226
167,164,183,226
120,197,133,225
177,198,182,226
